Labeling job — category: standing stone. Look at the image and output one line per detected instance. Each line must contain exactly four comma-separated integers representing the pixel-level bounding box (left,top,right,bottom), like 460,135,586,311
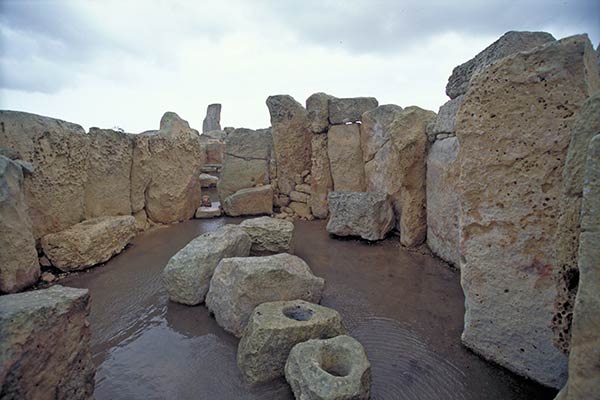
222,185,273,217
309,134,333,218
328,124,365,192
428,96,464,141
446,31,555,99
457,35,599,388
266,95,312,195
158,111,200,139
426,137,461,267
0,156,39,293
84,128,133,218
202,103,222,133
328,97,379,124
306,92,335,133
0,285,95,399
360,104,403,163
0,111,89,239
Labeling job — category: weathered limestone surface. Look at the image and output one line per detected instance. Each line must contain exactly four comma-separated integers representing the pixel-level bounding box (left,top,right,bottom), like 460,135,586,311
199,173,218,188
285,335,372,400
446,31,555,99
162,225,251,305
0,285,95,399
309,134,333,218
222,185,273,217
328,97,378,124
206,253,325,337
0,111,89,239
360,104,403,163
202,138,225,164
457,35,599,388
158,111,200,139
194,205,222,219
328,124,365,192
327,191,394,241
555,135,600,400
237,300,346,385
0,156,39,293
84,128,132,218
426,137,461,267
428,96,464,140
41,215,137,272
239,216,295,254
306,93,335,133
266,95,312,194
202,103,222,133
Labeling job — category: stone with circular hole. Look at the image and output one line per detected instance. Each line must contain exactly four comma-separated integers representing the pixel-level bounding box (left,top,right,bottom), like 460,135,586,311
285,335,371,400
237,300,346,385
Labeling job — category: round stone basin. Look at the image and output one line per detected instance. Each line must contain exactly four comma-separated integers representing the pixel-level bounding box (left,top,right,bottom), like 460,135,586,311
283,305,314,321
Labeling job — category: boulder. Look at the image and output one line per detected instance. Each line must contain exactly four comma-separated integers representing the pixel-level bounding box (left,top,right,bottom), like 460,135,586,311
446,31,555,99
266,95,312,195
240,216,295,254
328,97,378,124
0,111,89,239
199,173,218,188
306,92,335,133
162,224,251,305
0,156,39,293
202,139,225,164
426,137,461,267
84,128,133,218
309,134,333,218
202,103,222,132
328,124,365,192
237,300,346,385
158,111,199,139
290,201,312,218
290,190,310,203
222,185,273,217
326,191,395,241
457,35,599,388
285,335,372,400
0,285,95,399
205,253,325,337
194,205,222,219
41,215,137,272
428,95,464,141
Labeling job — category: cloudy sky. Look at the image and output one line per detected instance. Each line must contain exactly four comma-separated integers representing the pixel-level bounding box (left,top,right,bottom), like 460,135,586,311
1,0,598,132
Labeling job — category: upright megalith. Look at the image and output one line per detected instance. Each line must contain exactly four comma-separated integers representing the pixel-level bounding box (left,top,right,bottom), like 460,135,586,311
202,103,222,133
0,156,39,293
328,123,365,192
309,133,333,218
306,92,335,133
266,95,312,195
328,97,378,124
457,35,599,388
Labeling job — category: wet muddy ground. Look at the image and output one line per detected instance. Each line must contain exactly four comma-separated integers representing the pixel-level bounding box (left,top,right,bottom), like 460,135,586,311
63,215,557,400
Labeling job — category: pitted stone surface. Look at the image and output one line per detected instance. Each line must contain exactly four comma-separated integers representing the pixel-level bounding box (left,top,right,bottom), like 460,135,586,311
240,216,295,254
328,97,378,124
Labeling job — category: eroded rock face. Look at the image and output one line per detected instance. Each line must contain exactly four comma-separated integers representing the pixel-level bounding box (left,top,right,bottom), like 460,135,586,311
41,215,137,272
222,185,273,217
285,335,372,400
158,111,200,139
428,96,464,141
237,300,346,385
0,156,39,293
306,93,335,133
0,111,89,239
457,35,599,388
240,216,295,254
202,103,222,133
360,104,403,163
326,191,394,241
328,97,378,124
446,31,555,99
328,124,365,192
162,225,251,305
266,95,312,194
0,285,95,399
309,134,333,218
426,137,460,267
205,253,325,337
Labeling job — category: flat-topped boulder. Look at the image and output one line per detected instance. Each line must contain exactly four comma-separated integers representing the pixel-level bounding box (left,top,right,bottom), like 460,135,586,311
222,185,273,217
328,97,378,124
194,204,222,219
40,215,137,272
240,216,295,254
237,300,346,385
326,191,394,241
162,224,251,305
0,285,95,399
199,173,218,188
206,253,325,337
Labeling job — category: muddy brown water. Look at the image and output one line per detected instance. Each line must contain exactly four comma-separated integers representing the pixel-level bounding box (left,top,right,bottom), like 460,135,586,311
63,217,557,400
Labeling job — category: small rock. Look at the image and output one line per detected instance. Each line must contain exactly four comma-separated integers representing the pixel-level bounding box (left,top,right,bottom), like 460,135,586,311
39,256,52,268
199,173,218,188
195,205,222,219
240,217,295,254
295,184,311,194
290,191,310,203
40,272,56,283
289,201,311,218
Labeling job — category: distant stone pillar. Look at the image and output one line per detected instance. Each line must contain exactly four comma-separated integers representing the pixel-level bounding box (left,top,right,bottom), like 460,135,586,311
202,103,222,133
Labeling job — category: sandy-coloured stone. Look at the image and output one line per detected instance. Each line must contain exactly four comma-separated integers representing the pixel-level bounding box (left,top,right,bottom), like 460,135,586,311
194,205,222,219
306,92,335,133
41,215,137,272
309,134,333,219
162,225,251,305
0,111,89,239
360,104,403,163
240,216,295,254
446,30,555,99
328,97,378,124
158,111,200,139
84,128,132,218
428,96,464,141
426,137,461,267
202,103,222,133
205,253,325,337
199,173,218,188
133,209,150,231
0,156,39,293
290,190,310,203
266,95,312,195
222,185,273,217
289,201,312,218
327,124,365,192
285,335,372,400
457,35,599,388
326,191,394,241
295,183,311,194
202,138,225,164
237,300,346,385
0,285,95,399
